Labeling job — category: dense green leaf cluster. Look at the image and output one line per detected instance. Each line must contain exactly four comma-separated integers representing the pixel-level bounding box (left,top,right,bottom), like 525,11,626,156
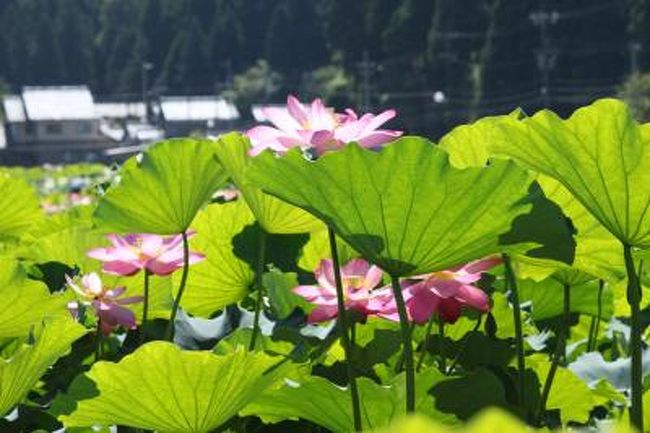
0,99,647,432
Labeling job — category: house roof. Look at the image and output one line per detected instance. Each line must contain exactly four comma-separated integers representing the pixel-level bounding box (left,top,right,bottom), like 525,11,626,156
21,86,98,121
2,95,27,122
95,102,146,119
160,96,239,122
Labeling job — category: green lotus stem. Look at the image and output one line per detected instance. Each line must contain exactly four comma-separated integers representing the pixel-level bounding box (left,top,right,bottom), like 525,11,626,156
327,227,362,432
503,254,526,413
447,315,483,375
623,244,643,431
537,283,571,425
95,318,102,362
139,269,151,346
249,231,267,351
395,322,415,373
587,279,604,352
416,314,436,372
390,275,415,413
164,231,190,341
438,319,447,374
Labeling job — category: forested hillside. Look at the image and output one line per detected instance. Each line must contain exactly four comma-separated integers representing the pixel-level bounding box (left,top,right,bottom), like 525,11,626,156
0,0,648,134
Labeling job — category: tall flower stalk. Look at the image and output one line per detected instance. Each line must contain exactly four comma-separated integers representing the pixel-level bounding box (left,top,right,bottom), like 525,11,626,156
249,231,267,351
416,315,436,372
139,270,151,345
390,275,415,412
587,279,604,352
537,283,571,424
623,245,643,431
438,320,446,374
164,231,190,341
327,227,362,431
503,254,526,415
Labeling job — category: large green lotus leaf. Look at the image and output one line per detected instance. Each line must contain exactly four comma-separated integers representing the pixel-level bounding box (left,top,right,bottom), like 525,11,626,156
513,177,625,284
491,99,650,248
171,201,255,317
248,138,533,277
527,354,603,424
0,259,69,338
58,342,284,432
439,114,511,169
262,269,313,320
518,278,613,320
298,228,360,272
0,174,43,240
370,414,447,433
0,317,87,416
213,132,323,234
21,226,108,273
462,409,535,433
372,409,529,433
94,139,228,234
497,182,576,265
24,205,95,241
612,278,650,316
489,293,538,340
440,114,624,282
241,368,456,432
538,176,624,282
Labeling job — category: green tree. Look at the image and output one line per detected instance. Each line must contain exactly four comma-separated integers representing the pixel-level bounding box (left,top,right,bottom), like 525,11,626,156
140,0,164,72
96,0,140,93
208,0,245,79
30,6,66,84
158,17,211,94
618,73,650,121
322,0,365,66
222,59,283,115
56,0,95,86
300,64,355,108
265,0,327,76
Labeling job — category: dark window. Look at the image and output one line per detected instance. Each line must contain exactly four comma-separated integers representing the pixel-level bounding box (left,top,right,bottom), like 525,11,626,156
45,123,63,135
78,122,92,134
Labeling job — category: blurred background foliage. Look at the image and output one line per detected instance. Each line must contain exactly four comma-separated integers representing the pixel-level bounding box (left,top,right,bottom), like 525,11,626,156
0,0,650,135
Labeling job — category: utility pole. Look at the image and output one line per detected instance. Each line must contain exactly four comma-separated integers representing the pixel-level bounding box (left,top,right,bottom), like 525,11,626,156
629,41,642,75
530,1,558,108
357,50,377,112
224,59,234,89
141,61,154,123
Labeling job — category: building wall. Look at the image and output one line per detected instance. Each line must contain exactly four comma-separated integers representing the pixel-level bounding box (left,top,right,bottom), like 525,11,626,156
7,119,102,144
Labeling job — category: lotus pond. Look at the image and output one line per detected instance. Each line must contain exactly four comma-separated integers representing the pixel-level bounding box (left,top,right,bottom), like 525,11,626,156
0,97,649,433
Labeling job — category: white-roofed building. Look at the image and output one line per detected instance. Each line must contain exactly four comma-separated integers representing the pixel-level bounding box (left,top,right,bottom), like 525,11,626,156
95,101,147,119
158,96,239,137
1,86,116,164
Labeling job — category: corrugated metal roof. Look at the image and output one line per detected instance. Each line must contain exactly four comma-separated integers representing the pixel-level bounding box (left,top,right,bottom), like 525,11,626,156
2,95,26,122
22,86,98,121
95,102,146,119
160,96,239,122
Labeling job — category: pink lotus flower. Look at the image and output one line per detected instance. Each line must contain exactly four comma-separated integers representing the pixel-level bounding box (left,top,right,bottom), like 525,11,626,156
66,273,143,335
87,232,205,277
379,257,500,324
214,187,240,202
397,257,501,324
294,258,394,323
246,95,402,156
